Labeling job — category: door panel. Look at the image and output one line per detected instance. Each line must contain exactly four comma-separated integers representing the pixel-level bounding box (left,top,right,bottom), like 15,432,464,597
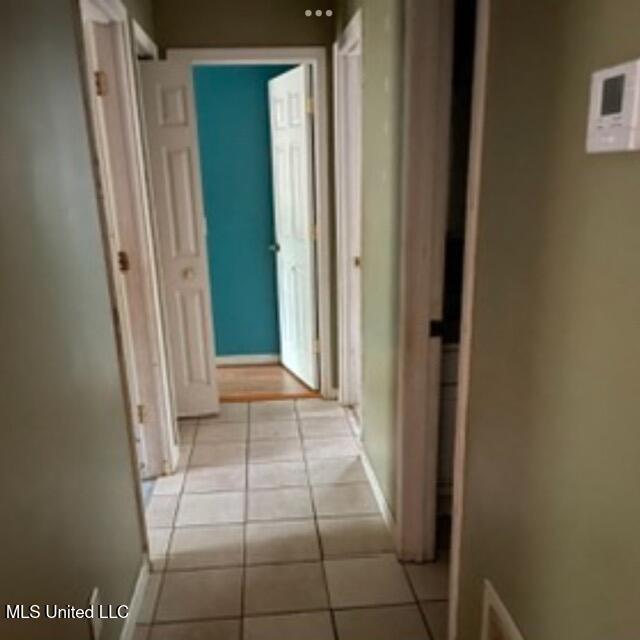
84,22,151,478
141,61,219,416
268,66,319,389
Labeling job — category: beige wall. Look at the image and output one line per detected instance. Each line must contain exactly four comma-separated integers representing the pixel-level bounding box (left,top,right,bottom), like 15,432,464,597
153,0,336,49
0,3,144,638
457,1,640,637
337,0,405,510
124,0,154,36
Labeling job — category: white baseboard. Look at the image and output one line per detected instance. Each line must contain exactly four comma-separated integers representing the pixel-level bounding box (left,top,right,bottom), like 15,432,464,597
360,445,397,544
216,354,280,366
119,555,149,640
481,580,526,640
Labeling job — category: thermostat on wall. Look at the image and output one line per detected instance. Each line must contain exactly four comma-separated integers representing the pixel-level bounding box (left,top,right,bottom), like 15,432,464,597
587,58,640,153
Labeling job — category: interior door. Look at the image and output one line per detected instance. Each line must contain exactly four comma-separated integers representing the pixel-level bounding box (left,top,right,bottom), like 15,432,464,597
140,60,220,417
82,20,149,477
268,66,319,390
336,36,364,420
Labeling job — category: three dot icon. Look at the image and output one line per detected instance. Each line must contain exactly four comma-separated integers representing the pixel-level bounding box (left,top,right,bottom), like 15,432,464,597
305,9,333,17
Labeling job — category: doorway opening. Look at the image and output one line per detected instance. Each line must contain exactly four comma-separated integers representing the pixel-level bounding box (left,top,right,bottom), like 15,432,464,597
192,63,319,402
140,49,333,412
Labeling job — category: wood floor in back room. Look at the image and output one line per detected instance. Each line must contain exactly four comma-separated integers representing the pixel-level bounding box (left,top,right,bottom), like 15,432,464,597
217,364,319,403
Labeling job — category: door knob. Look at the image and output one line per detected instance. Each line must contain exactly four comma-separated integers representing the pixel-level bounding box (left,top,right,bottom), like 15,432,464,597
269,243,281,253
182,267,195,280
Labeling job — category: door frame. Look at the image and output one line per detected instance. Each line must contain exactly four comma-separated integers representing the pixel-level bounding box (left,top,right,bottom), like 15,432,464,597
334,10,364,415
449,0,491,636
166,47,335,399
78,0,179,481
395,0,455,562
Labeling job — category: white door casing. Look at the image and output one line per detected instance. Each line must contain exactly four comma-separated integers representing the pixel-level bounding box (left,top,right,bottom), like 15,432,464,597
396,0,455,562
140,60,220,417
335,11,364,419
81,2,181,478
82,20,151,476
268,66,320,390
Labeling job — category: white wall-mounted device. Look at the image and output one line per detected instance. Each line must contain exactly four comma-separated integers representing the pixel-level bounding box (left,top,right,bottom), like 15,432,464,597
586,58,640,153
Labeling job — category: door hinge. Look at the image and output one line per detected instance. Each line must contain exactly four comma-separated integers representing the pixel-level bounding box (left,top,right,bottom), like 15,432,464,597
117,250,130,272
313,339,320,354
306,96,315,115
94,70,108,97
311,223,318,241
137,404,145,424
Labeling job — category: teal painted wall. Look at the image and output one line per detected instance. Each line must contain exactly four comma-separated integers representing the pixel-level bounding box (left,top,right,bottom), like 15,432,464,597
193,65,292,357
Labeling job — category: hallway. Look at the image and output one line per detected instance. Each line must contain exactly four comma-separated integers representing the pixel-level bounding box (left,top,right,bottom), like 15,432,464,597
138,399,449,639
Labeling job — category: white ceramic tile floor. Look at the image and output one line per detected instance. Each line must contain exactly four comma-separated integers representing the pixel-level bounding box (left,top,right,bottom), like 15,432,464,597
405,558,450,601
334,604,430,640
190,442,247,467
148,528,172,571
168,524,244,570
311,483,378,517
146,495,179,528
196,423,248,443
175,492,245,527
153,471,185,496
244,562,328,614
155,567,242,621
300,416,352,439
303,437,360,460
317,516,394,557
142,399,447,639
247,487,313,521
250,420,300,440
307,458,367,485
243,611,334,640
249,438,303,464
420,600,449,640
149,619,240,640
246,520,320,564
184,465,246,493
248,461,308,489
324,555,415,608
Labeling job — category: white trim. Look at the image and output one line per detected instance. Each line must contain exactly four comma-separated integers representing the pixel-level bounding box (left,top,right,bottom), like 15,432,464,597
80,0,178,473
81,0,127,22
119,557,149,640
132,20,158,59
360,446,397,543
165,47,334,398
334,11,364,410
395,0,455,563
481,581,526,640
217,354,280,366
449,0,491,637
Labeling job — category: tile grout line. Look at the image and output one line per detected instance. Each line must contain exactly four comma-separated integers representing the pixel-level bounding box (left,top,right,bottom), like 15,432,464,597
296,398,340,640
239,402,251,640
146,418,199,633
147,600,435,627
147,401,423,638
399,560,435,640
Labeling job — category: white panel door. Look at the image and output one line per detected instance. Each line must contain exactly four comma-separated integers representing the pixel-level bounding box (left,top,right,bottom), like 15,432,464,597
82,20,150,478
140,60,219,417
268,66,319,390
